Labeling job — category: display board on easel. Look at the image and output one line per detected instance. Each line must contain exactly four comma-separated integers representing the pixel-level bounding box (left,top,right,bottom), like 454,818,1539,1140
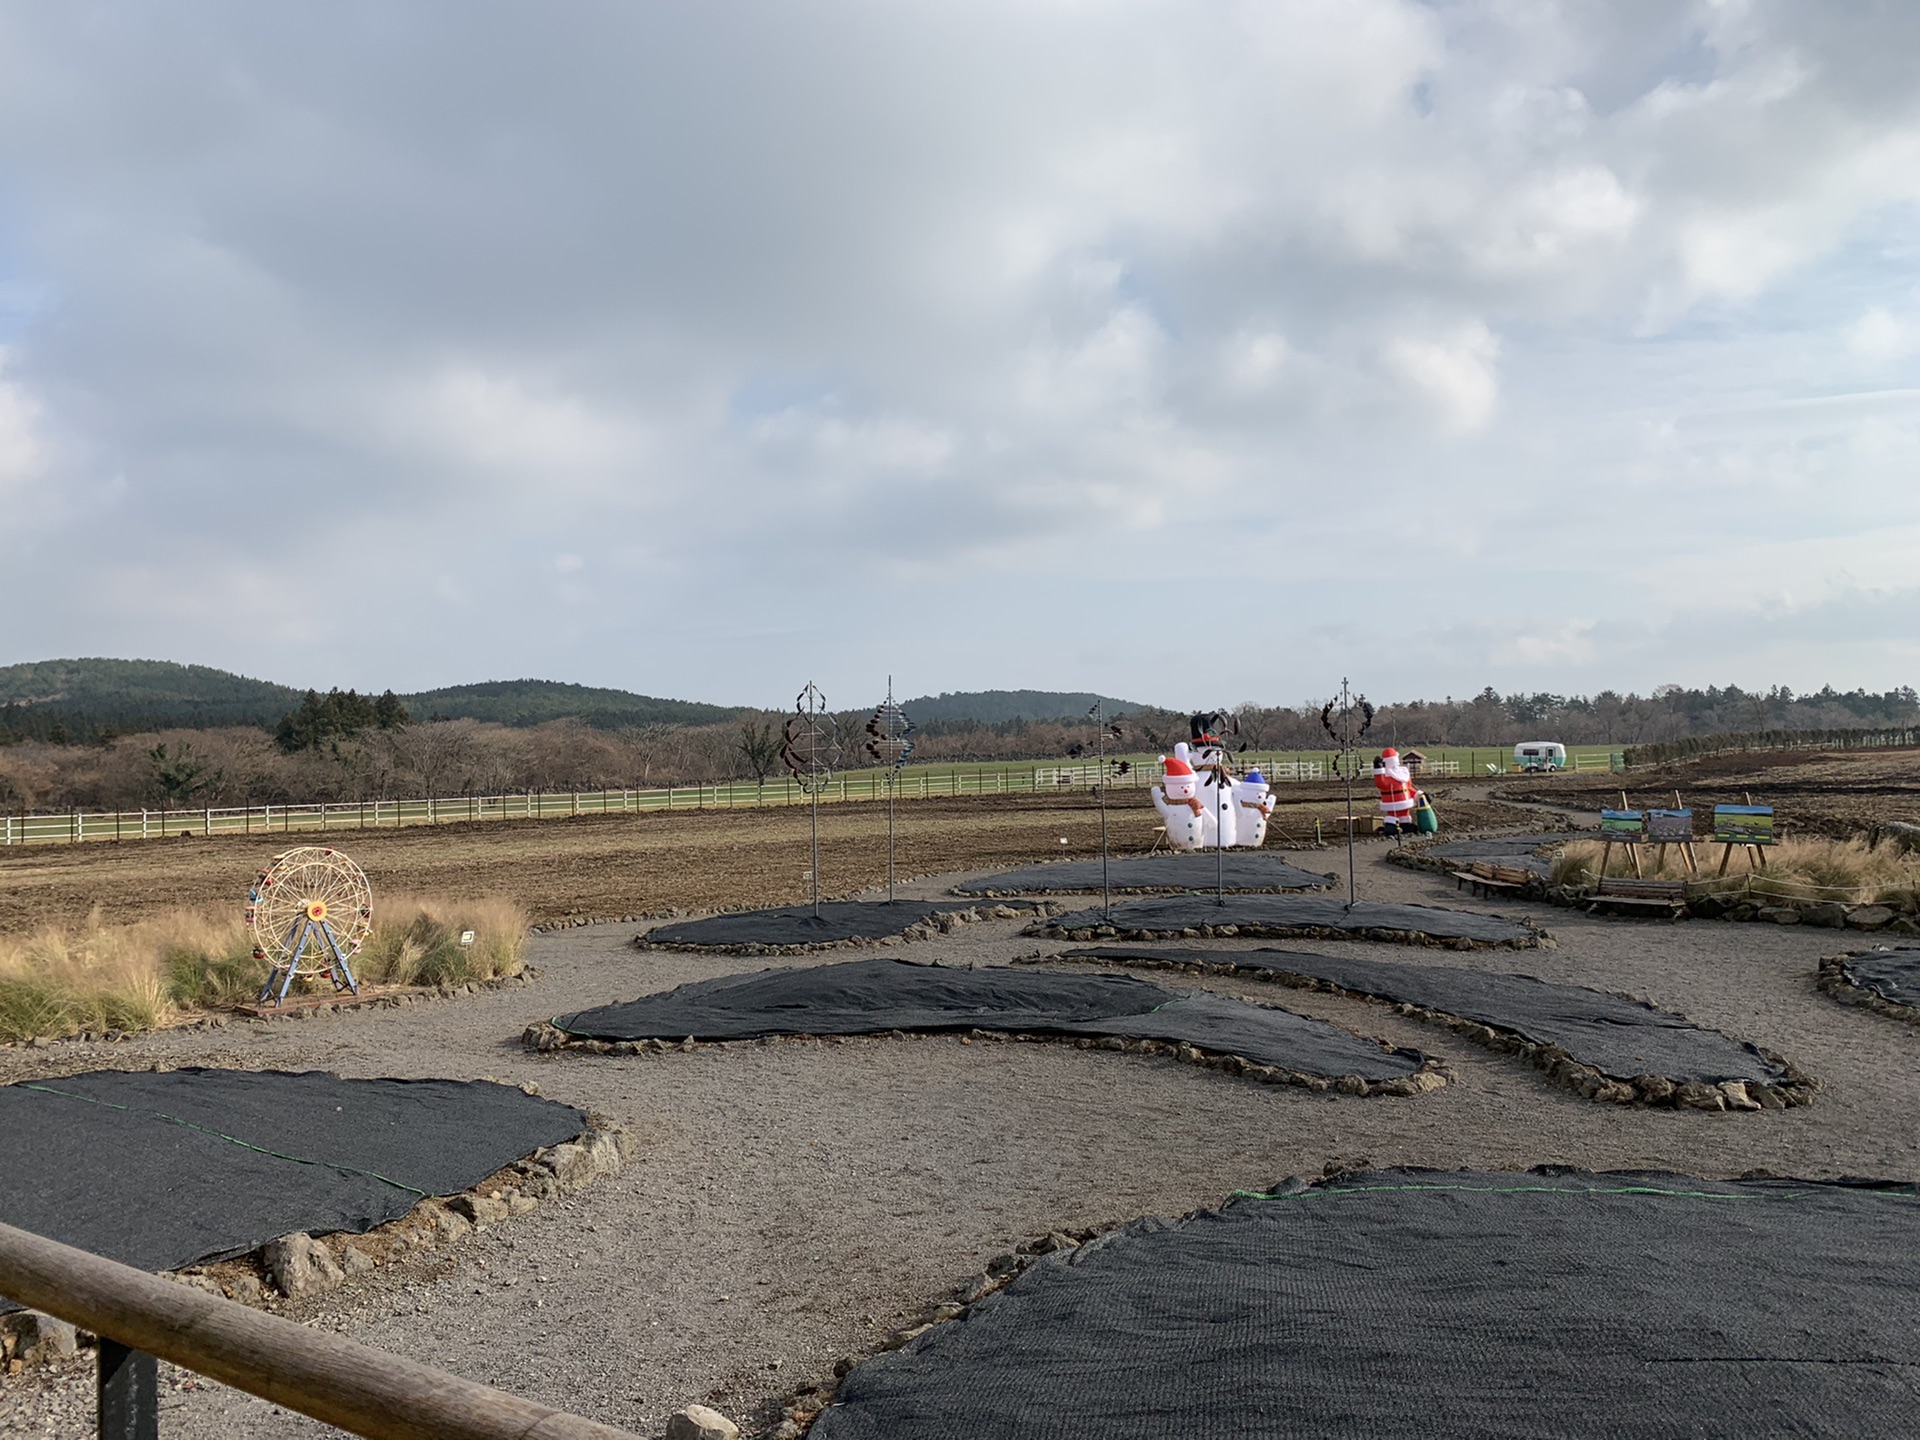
1598,808,1648,879
1646,807,1698,876
1714,802,1776,875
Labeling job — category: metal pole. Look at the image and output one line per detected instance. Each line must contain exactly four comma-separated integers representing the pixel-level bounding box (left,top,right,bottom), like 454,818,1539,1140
97,1339,158,1440
1215,765,1225,907
1097,717,1110,919
811,787,821,917
887,771,896,904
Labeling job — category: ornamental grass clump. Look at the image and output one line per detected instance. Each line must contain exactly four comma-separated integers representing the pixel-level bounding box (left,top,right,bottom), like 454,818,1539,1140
0,895,527,1042
0,907,246,1042
1552,835,1920,905
351,895,528,988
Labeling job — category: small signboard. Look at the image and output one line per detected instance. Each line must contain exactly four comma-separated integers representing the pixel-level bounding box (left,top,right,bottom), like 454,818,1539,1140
1712,805,1775,846
1646,809,1693,843
1599,809,1647,841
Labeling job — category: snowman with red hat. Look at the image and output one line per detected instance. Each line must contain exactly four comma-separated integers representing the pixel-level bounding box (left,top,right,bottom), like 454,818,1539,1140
1373,747,1417,839
1150,745,1208,851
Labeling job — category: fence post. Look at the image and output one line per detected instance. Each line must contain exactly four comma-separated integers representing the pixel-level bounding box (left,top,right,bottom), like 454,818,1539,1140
96,1338,158,1440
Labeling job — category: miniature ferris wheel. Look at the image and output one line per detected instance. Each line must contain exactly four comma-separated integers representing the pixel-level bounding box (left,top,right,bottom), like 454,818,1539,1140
247,846,373,1005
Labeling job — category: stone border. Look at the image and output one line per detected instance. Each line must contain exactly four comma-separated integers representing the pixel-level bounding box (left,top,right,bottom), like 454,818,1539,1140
1815,949,1920,1024
754,1221,1120,1439
955,863,1340,900
1535,883,1920,931
1387,839,1559,886
635,902,1059,957
752,1155,1414,1437
0,1112,632,1374
520,1021,1449,1101
1049,951,1814,1112
1025,915,1550,952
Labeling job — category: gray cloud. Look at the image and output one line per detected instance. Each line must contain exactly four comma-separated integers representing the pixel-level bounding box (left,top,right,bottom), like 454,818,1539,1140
0,1,1916,707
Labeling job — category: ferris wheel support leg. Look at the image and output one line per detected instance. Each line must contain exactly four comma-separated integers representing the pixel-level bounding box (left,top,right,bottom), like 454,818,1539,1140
261,919,311,1006
320,921,360,996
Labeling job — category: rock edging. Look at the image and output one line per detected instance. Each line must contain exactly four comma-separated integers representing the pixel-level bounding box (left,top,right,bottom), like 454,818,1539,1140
1061,951,1814,1112
755,1225,1113,1439
175,1112,633,1304
634,903,1057,956
520,1022,1448,1101
2,1113,634,1374
1815,949,1920,1024
1024,917,1551,951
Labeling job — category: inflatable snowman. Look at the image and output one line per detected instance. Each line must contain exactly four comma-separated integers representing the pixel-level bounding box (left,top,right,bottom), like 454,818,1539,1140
1231,768,1273,848
1196,763,1238,849
1151,752,1206,851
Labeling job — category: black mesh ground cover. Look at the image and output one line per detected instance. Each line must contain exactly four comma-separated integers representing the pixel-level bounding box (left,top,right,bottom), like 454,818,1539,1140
1067,946,1791,1095
551,958,1425,1082
0,1069,587,1277
955,854,1333,896
1392,832,1576,879
1034,896,1542,948
1819,946,1920,1021
643,899,1019,950
812,1167,1920,1440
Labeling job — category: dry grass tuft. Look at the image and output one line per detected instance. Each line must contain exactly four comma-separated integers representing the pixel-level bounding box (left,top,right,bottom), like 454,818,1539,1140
1552,835,1920,903
0,895,527,1042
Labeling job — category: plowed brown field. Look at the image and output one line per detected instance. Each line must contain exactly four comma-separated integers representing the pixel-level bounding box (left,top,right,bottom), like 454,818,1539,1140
0,785,1538,932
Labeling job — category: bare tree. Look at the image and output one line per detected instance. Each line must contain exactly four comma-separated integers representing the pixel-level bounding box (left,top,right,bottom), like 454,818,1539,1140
395,718,479,798
736,714,783,789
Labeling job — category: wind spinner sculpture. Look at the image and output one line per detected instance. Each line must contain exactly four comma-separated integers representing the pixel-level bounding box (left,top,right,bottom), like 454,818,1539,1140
864,680,915,902
782,683,842,917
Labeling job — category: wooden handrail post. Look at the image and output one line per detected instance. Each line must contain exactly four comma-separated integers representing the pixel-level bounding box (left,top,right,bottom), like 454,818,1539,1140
0,1221,642,1440
98,1338,158,1440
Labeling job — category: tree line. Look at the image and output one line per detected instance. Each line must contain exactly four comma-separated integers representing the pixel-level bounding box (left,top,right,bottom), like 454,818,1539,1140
1,681,1913,812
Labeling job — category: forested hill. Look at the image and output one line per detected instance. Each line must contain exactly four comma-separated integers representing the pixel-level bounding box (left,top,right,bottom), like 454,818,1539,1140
0,660,751,736
899,690,1145,725
0,659,302,734
402,680,746,728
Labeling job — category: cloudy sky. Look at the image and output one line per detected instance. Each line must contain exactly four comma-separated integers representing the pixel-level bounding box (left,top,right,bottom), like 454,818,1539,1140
1,1,1916,710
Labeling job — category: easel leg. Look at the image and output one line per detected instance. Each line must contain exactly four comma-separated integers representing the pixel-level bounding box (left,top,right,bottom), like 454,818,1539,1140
1718,843,1733,877
1628,843,1643,880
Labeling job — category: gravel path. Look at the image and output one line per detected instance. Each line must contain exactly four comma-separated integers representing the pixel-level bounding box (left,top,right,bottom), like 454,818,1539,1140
5,838,1917,1438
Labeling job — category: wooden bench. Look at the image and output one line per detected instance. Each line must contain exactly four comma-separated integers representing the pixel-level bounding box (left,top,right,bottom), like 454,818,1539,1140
1451,861,1532,898
1588,877,1687,917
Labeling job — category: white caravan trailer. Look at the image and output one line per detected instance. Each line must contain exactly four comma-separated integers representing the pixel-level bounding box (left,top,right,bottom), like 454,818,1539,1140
1513,741,1566,772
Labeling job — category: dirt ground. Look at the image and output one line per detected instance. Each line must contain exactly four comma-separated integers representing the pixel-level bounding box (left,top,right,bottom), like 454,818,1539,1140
0,784,1539,934
4,760,1917,1437
1504,748,1920,837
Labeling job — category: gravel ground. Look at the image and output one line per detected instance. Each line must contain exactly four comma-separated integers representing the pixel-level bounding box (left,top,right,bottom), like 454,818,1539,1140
5,836,1918,1438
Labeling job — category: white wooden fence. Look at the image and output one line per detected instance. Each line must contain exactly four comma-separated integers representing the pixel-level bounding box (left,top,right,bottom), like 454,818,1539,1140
0,751,1449,849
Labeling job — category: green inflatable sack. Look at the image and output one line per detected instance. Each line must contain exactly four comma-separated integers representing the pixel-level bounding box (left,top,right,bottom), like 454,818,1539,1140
1413,793,1438,834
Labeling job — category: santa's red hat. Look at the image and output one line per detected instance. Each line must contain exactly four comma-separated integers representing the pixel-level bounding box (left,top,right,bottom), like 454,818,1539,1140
1163,754,1194,776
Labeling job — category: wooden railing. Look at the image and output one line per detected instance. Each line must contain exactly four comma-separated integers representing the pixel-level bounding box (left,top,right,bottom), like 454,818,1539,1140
0,1220,641,1440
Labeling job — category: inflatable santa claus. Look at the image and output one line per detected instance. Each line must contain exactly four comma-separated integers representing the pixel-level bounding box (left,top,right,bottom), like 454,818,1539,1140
1373,748,1418,836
